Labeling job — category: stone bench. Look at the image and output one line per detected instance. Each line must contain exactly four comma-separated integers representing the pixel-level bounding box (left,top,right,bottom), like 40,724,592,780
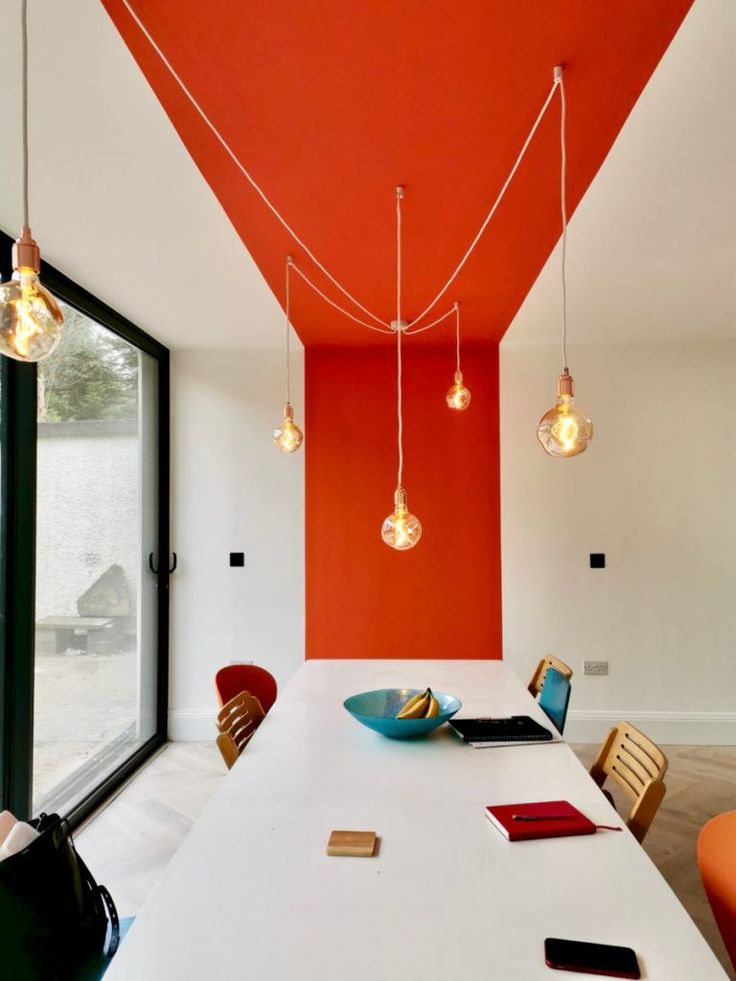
35,616,123,656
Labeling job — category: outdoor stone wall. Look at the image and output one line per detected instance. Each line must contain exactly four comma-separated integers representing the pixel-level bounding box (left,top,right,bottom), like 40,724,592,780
35,419,139,622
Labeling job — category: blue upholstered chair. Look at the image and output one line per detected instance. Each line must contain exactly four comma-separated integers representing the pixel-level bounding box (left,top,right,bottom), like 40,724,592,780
538,666,571,735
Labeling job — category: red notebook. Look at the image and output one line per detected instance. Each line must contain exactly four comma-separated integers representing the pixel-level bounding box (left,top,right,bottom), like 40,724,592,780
485,800,596,841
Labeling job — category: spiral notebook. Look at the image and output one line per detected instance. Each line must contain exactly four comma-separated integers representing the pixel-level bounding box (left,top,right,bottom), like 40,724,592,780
449,715,555,747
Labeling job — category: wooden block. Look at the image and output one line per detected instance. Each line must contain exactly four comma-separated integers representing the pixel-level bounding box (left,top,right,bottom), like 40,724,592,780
326,830,377,857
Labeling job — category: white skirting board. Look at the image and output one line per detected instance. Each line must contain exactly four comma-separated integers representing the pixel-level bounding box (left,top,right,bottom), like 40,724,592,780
565,711,736,745
168,709,218,742
169,707,736,745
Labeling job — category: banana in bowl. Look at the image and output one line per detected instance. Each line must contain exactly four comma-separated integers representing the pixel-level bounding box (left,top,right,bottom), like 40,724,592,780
343,688,462,739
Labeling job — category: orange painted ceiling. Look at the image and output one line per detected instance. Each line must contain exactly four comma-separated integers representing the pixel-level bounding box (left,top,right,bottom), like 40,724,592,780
102,0,692,347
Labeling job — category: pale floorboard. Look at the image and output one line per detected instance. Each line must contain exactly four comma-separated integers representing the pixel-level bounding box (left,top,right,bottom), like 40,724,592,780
75,741,735,978
76,742,224,917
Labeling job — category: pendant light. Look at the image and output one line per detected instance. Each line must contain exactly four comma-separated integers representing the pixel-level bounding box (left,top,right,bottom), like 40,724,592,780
446,302,471,410
537,66,592,458
0,0,64,363
381,187,422,551
273,257,304,453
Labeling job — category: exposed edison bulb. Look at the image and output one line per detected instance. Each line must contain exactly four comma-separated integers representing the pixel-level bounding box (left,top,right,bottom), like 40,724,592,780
273,402,303,453
0,230,64,362
537,370,593,458
381,486,422,550
446,370,471,411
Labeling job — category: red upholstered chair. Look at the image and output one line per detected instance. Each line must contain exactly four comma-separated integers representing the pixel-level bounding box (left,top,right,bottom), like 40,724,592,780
698,811,736,972
215,664,277,714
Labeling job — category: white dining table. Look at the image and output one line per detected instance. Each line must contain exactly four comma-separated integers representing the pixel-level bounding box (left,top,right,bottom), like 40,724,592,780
106,659,728,979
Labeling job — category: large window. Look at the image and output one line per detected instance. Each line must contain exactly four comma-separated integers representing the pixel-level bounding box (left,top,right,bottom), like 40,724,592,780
0,233,169,825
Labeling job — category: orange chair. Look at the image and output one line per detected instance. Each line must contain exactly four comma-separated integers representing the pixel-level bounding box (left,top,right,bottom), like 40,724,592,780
215,664,277,714
698,811,736,972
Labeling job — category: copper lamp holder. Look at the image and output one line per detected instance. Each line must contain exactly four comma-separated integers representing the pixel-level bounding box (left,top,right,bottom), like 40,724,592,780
557,369,575,398
394,486,408,511
12,226,40,273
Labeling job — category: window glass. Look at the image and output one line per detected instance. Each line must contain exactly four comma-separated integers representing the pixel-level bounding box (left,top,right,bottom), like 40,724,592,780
33,300,159,814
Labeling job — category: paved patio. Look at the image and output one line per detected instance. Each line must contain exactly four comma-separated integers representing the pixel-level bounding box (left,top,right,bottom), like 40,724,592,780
33,649,138,812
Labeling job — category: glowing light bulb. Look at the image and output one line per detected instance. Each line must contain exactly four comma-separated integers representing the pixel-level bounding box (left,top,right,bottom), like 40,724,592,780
446,370,471,411
381,487,422,550
273,402,303,453
0,230,63,362
537,370,593,458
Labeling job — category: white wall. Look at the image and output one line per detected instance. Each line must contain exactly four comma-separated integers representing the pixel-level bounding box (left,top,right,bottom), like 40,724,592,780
168,346,305,739
0,0,285,351
501,340,736,744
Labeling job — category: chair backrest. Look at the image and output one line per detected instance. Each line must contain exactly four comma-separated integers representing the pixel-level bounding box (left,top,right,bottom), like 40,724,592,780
698,811,736,972
538,666,571,734
589,721,668,843
527,655,573,698
215,691,266,770
215,664,277,714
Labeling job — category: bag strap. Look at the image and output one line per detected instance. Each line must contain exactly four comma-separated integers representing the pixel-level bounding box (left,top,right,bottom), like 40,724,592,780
98,884,120,956
65,823,121,958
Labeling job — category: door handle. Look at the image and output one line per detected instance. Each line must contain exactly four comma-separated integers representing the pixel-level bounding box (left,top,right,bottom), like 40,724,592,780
149,552,177,575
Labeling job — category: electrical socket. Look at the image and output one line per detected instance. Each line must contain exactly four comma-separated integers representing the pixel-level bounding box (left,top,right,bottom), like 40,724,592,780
584,660,608,676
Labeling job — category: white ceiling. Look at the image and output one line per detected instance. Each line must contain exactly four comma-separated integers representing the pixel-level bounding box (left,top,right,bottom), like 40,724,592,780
0,0,286,350
0,0,732,352
505,0,736,347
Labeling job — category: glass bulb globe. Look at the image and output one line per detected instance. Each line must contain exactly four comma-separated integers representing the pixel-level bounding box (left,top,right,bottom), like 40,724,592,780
537,371,593,457
381,487,422,550
0,267,64,362
446,370,471,411
273,402,303,453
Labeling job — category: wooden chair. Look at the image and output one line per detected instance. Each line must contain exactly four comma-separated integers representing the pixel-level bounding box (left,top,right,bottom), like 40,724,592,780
215,664,277,714
215,691,265,770
538,666,571,735
589,721,668,843
698,811,736,971
527,655,573,698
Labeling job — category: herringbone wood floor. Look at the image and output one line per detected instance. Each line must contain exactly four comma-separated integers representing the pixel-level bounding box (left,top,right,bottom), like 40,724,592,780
76,742,736,977
572,743,736,980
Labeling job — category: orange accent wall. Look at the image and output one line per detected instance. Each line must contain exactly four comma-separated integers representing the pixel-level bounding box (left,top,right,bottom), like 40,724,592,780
306,344,501,659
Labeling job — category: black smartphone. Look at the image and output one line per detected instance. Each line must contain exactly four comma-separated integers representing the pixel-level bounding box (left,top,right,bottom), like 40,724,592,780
544,938,641,979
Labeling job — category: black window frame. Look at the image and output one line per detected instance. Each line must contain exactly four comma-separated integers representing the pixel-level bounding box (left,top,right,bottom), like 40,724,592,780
0,228,170,828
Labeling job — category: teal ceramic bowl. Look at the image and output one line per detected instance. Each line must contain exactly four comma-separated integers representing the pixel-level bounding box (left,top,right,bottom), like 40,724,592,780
343,688,462,739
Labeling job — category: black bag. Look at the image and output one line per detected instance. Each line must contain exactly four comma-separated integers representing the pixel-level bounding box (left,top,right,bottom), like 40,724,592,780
0,813,119,980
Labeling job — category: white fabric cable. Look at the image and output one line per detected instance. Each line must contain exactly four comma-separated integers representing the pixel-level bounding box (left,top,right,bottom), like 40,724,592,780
21,0,29,227
396,187,404,488
404,304,456,336
558,71,569,372
284,258,291,404
454,303,461,374
288,260,393,334
118,0,387,329
406,77,560,329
